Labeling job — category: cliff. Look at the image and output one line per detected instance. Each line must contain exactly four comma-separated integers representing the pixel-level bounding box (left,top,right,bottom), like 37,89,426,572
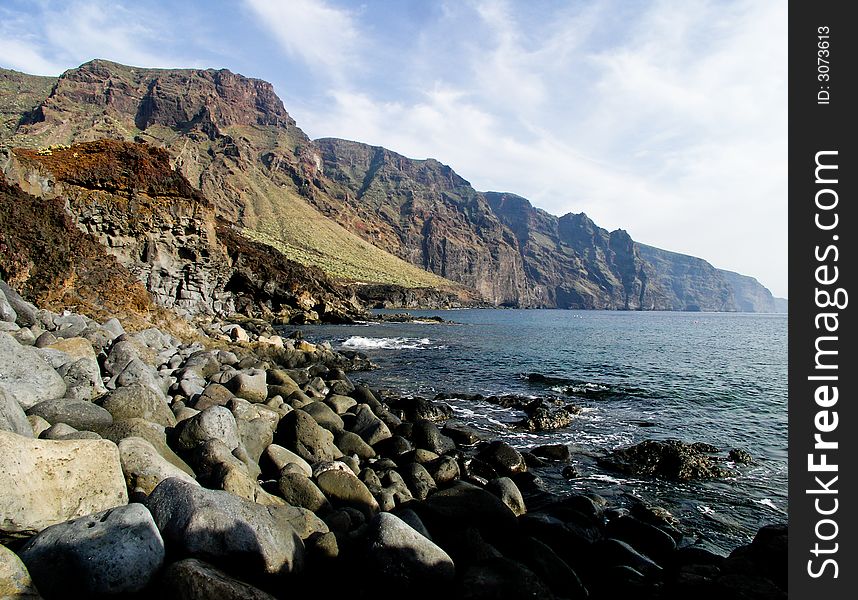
2,140,364,323
719,270,787,313
0,61,781,311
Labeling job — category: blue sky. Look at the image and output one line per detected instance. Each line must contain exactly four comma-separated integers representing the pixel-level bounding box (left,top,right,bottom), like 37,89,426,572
0,0,787,297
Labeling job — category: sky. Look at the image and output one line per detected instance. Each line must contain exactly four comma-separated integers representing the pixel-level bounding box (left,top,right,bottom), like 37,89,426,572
0,0,788,297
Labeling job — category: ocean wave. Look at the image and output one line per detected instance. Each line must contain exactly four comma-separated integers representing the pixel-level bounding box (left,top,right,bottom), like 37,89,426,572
340,336,443,350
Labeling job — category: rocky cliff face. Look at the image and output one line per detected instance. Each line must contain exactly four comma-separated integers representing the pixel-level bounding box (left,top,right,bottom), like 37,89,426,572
2,140,364,323
0,62,466,297
0,61,781,312
719,270,785,313
314,139,530,306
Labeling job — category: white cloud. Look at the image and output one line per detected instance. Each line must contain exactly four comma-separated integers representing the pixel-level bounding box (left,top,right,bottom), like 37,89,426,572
243,0,359,76
292,0,788,296
0,1,208,75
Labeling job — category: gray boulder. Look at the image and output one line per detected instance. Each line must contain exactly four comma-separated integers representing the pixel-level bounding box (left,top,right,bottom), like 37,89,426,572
145,478,304,576
26,398,113,432
350,404,392,446
316,469,379,516
119,436,199,495
19,504,164,598
176,406,242,452
0,332,67,409
363,512,455,587
99,384,177,427
278,472,331,513
225,368,269,403
101,417,195,475
1,387,32,436
0,280,36,326
160,558,278,600
0,287,16,323
276,409,343,464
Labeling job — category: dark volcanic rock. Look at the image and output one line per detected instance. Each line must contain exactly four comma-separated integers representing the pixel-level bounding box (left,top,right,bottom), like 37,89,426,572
600,439,732,481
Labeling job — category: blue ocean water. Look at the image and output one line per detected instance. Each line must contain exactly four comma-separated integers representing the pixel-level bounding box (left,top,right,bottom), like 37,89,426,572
295,309,787,552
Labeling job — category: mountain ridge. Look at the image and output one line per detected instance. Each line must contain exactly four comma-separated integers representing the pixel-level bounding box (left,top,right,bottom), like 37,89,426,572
0,61,785,312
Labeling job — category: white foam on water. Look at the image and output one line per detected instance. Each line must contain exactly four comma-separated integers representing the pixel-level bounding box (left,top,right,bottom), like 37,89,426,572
340,336,437,350
754,498,784,513
697,505,715,515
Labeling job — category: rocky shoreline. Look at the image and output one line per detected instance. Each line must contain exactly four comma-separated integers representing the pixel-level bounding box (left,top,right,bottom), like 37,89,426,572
1,278,785,599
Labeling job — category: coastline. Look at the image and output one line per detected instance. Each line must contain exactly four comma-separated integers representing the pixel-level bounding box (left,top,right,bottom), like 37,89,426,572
0,286,786,598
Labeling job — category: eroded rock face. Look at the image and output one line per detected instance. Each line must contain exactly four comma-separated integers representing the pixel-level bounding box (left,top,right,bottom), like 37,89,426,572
18,504,165,598
0,430,128,539
4,140,365,323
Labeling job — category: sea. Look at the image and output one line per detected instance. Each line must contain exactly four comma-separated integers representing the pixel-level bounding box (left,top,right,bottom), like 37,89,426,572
291,309,787,553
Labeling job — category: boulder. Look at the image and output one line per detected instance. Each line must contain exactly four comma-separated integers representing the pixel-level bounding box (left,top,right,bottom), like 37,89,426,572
160,558,278,600
225,369,269,403
194,383,234,410
316,469,379,516
101,417,194,475
262,444,313,478
0,286,16,323
403,462,437,500
19,504,164,598
363,512,455,588
145,478,304,576
414,481,518,542
461,557,555,600
303,401,345,432
56,357,107,400
176,406,242,452
26,398,113,432
336,430,376,460
276,409,343,464
350,404,392,446
0,387,32,436
427,455,461,485
278,472,331,513
476,441,527,476
600,439,731,480
531,444,573,461
395,396,453,423
0,544,40,599
0,280,36,326
411,420,455,455
326,394,357,414
0,332,67,410
119,436,199,495
0,431,128,539
486,477,527,517
100,384,177,427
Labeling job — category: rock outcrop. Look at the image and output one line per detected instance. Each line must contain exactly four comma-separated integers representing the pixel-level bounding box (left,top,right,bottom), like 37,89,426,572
2,140,364,323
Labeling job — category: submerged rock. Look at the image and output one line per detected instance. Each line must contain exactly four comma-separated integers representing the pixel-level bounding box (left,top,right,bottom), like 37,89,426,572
599,439,732,481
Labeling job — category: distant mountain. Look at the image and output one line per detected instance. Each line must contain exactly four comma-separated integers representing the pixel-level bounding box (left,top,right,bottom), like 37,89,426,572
719,270,787,313
0,60,782,311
